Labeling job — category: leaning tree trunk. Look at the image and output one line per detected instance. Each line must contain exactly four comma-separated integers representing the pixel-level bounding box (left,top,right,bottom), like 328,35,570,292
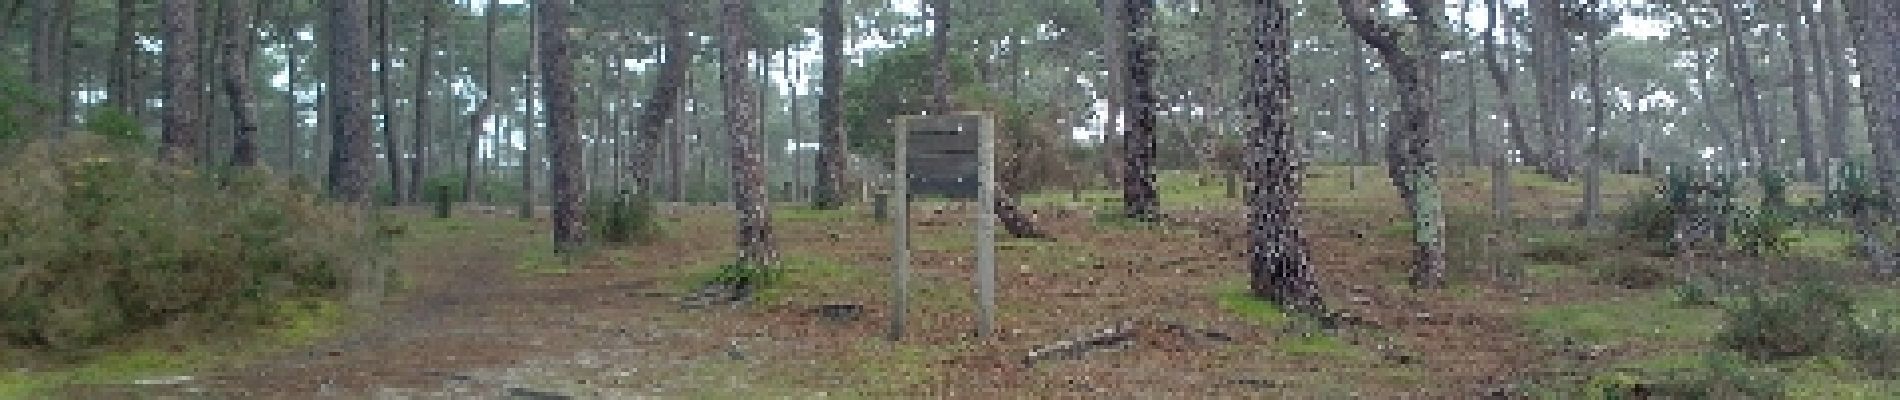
1341,0,1450,288
632,0,694,195
721,0,777,267
539,0,585,251
220,0,260,168
1246,0,1324,317
1482,0,1540,174
161,0,202,165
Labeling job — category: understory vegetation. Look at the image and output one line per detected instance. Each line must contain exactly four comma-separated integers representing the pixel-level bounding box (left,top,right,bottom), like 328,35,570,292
0,135,375,351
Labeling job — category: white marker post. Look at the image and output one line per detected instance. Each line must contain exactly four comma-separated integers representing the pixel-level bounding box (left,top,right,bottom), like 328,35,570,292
890,118,911,342
975,113,996,337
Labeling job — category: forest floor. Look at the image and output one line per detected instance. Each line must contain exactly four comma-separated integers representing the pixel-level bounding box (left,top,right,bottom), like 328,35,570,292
16,167,1900,399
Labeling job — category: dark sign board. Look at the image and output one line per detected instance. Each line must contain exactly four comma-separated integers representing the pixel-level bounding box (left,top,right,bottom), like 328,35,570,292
902,115,986,199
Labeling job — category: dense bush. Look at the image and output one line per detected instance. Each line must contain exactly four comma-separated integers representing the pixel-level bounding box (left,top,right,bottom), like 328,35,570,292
1717,283,1859,361
587,190,661,244
0,135,370,350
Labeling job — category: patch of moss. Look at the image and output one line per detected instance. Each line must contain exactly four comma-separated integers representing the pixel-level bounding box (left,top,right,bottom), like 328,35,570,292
1213,281,1292,329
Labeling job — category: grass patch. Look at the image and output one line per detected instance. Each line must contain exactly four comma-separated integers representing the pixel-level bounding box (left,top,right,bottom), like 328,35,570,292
1214,281,1294,330
0,297,350,398
1521,293,1723,346
1784,229,1857,263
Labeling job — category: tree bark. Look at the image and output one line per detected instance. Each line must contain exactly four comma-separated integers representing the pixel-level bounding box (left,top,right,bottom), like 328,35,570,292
1580,37,1606,227
1721,0,1775,179
1246,0,1325,318
1791,0,1822,182
1820,0,1853,188
1529,0,1574,180
1849,0,1900,203
721,0,777,267
109,0,139,114
815,0,848,209
520,4,538,219
162,0,203,164
540,0,585,251
282,4,301,175
328,0,374,203
466,0,499,203
1100,0,1125,187
1340,0,1450,288
221,0,260,168
1121,0,1161,222
377,0,402,203
411,1,438,204
1482,0,1541,173
631,0,695,196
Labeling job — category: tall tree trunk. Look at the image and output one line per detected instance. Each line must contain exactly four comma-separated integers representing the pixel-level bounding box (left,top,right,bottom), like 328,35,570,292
1349,40,1371,190
520,4,538,219
930,0,950,112
1721,0,1776,182
1580,38,1606,226
411,1,437,204
631,0,694,196
1849,0,1900,203
283,6,301,175
465,0,498,203
815,0,847,209
540,0,585,250
376,0,402,203
221,0,260,168
1530,0,1574,180
1482,0,1540,173
1791,0,1822,182
1820,0,1853,189
721,0,777,267
109,0,138,114
1340,0,1450,288
162,0,203,164
328,0,374,203
1121,0,1161,221
1245,0,1324,318
1100,0,1125,188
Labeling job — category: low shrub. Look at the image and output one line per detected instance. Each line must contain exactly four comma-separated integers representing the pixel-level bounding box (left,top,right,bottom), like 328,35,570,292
1521,230,1597,264
1591,352,1787,399
0,135,370,350
587,191,662,244
1717,283,1858,361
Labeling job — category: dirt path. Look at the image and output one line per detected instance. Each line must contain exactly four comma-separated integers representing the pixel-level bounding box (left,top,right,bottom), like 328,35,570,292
63,214,729,399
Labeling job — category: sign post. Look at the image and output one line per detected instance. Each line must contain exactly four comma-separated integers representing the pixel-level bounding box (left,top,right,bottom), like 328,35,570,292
889,112,996,341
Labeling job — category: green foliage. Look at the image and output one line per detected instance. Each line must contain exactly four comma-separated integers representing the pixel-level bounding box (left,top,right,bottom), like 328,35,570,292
1584,352,1788,400
0,65,46,144
1522,294,1722,346
0,135,369,350
1717,283,1859,361
586,191,662,244
1731,208,1796,257
1521,230,1598,264
82,108,144,146
432,183,453,219
1616,192,1677,242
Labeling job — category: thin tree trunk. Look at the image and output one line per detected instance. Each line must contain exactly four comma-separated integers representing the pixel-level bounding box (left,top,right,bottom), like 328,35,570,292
221,0,260,168
520,3,538,219
540,0,585,250
721,0,777,267
162,0,203,164
1792,0,1823,182
1821,0,1853,189
1581,38,1606,227
1483,0,1540,173
1100,0,1125,188
377,0,402,204
109,0,138,113
282,4,301,175
411,1,437,204
465,0,499,203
